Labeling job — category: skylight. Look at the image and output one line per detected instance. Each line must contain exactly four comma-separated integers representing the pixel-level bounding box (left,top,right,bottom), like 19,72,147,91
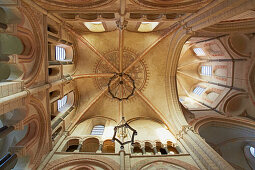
193,48,206,56
90,22,102,24
201,66,212,76
55,46,66,61
91,125,105,135
193,86,205,95
58,95,67,111
138,22,159,32
84,22,105,32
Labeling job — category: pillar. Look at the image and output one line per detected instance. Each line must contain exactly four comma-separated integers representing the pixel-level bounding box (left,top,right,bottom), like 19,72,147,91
163,144,169,154
141,148,146,155
0,126,15,138
177,126,234,170
96,143,103,153
0,153,18,169
153,147,158,155
130,145,134,154
74,142,82,152
120,149,125,170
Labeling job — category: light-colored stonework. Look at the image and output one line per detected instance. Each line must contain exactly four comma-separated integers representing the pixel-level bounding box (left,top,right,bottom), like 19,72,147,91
0,0,255,169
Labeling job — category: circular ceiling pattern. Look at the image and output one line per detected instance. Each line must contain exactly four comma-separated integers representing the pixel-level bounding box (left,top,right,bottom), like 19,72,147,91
36,0,115,8
94,49,148,100
130,0,212,9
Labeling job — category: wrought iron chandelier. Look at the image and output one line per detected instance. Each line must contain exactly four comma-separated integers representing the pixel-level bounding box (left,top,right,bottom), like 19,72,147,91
112,117,137,149
108,72,137,149
108,73,135,101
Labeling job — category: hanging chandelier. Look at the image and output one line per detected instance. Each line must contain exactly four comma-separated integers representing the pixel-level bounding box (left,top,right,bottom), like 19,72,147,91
108,72,137,149
108,73,135,101
112,117,137,149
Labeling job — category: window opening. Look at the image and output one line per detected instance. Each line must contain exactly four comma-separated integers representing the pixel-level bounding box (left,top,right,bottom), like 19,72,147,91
57,95,67,111
193,48,206,56
55,46,66,61
91,125,104,135
250,146,255,158
193,86,205,95
201,66,212,76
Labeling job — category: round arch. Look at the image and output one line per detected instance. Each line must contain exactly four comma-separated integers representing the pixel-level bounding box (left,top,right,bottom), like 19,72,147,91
44,155,119,170
132,157,199,170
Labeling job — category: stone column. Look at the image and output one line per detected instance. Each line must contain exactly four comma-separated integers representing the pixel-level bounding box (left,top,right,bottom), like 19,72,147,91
130,145,134,154
0,126,15,138
96,143,103,153
152,144,159,155
74,142,82,152
119,149,125,170
163,144,169,155
178,126,234,170
0,153,18,169
141,144,146,155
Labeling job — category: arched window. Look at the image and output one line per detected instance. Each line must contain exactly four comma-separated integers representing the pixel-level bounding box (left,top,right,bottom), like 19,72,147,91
201,66,212,76
91,125,104,135
250,146,255,158
57,95,67,111
193,48,206,56
55,46,66,61
193,86,205,95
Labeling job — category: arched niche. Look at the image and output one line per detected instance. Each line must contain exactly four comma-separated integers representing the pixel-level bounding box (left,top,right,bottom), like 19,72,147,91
197,120,255,169
214,67,227,78
167,141,178,154
49,90,61,101
144,142,154,155
48,67,60,77
228,33,251,57
224,93,248,116
206,91,220,101
81,137,99,152
64,139,79,152
102,140,115,153
156,142,167,155
47,24,58,35
133,142,143,155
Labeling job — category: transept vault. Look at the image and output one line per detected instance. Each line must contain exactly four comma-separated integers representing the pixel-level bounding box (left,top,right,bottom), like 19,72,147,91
0,0,255,169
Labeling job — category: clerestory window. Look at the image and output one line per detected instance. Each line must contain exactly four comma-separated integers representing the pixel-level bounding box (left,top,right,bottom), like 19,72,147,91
193,48,206,56
55,46,66,61
57,95,67,111
91,125,105,135
201,66,212,76
193,86,205,95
